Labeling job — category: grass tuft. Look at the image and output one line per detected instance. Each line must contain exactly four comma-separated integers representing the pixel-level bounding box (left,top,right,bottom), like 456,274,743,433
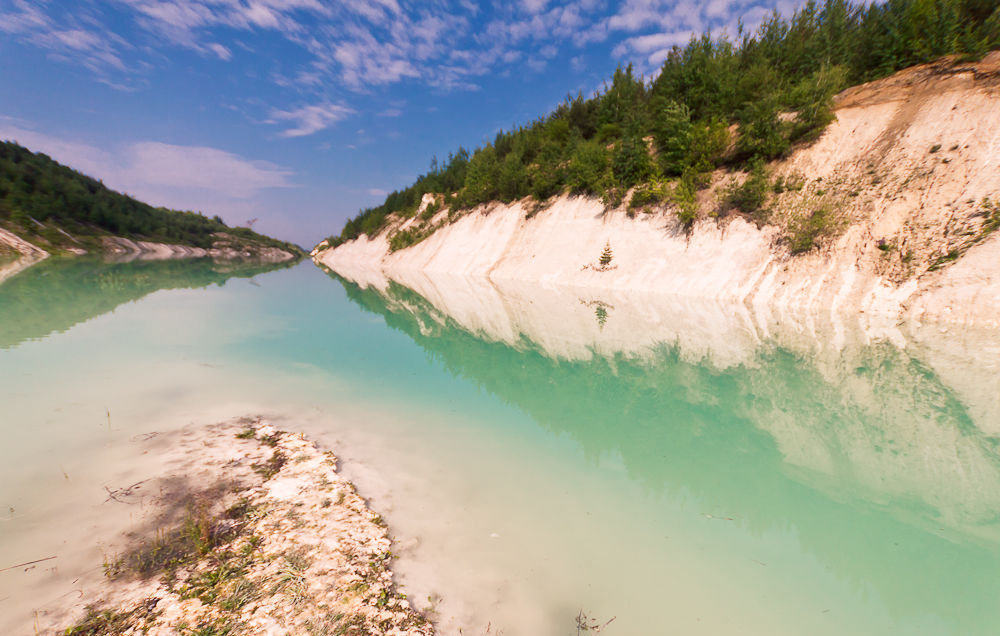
252,450,288,480
788,206,833,254
104,500,238,581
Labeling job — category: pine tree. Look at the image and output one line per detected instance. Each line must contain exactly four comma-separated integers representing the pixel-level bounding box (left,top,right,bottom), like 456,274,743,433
651,98,692,175
599,241,613,268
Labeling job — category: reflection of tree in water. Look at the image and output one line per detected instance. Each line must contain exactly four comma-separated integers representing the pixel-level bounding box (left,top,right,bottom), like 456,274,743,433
330,271,1000,634
578,298,613,330
594,305,608,329
0,257,294,349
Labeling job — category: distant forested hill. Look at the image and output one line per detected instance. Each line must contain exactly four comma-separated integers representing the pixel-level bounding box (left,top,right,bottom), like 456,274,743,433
0,140,300,254
331,0,1000,247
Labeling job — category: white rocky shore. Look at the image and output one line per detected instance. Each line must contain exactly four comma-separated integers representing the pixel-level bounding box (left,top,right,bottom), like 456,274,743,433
41,418,432,636
0,226,298,285
101,236,298,264
0,226,49,284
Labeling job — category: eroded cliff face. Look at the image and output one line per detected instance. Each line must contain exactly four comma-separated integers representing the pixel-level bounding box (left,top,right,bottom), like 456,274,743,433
317,53,1000,326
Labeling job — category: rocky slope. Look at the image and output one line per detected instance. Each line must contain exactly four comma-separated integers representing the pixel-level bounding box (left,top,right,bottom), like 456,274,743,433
316,53,1000,327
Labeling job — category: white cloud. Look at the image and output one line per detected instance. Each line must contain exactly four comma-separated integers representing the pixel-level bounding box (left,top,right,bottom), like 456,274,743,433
123,142,292,197
0,2,128,75
613,29,694,61
521,0,549,14
4,0,812,124
268,102,355,137
527,57,547,73
207,42,232,60
607,0,800,73
30,0,609,96
609,1,661,32
0,1,49,34
0,126,294,215
623,31,694,54
244,4,280,29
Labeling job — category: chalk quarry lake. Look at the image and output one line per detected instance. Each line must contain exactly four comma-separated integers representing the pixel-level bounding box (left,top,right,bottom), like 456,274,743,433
2,257,1000,634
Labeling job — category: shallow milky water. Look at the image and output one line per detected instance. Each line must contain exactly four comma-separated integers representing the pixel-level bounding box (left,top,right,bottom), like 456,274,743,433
1,258,1000,635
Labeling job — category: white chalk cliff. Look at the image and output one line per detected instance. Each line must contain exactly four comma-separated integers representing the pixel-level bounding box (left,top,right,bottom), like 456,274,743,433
317,53,1000,327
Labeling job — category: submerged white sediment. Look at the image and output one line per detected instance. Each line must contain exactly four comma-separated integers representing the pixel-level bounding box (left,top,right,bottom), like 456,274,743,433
5,261,1000,635
28,417,432,636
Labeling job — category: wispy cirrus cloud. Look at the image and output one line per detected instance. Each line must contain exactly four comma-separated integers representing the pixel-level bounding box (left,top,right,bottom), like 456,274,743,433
117,0,331,46
609,0,804,70
0,0,129,78
4,1,615,93
124,141,293,197
267,102,356,138
4,0,811,136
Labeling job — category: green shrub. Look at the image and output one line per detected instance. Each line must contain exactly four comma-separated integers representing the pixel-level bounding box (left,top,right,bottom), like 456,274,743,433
497,152,529,203
671,176,700,229
612,136,653,188
981,197,1000,236
461,146,500,207
687,117,730,173
789,206,833,254
650,99,692,175
601,186,624,209
545,118,572,145
722,157,770,217
596,123,622,144
388,228,427,252
787,65,847,143
628,179,671,212
529,141,566,200
928,249,960,270
736,98,790,160
567,141,611,194
629,186,661,210
419,200,440,221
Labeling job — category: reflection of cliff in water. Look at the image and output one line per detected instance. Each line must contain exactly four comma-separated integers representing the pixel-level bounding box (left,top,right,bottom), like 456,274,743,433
0,257,294,349
330,268,1000,633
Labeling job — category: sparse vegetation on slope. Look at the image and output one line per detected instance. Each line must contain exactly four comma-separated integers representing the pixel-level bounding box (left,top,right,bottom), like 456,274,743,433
327,0,1000,251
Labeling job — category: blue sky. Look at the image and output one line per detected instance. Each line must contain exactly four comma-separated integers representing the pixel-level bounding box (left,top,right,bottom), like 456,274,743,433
0,0,803,247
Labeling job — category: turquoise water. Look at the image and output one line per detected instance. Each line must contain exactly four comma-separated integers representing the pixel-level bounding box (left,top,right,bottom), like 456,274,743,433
1,259,999,634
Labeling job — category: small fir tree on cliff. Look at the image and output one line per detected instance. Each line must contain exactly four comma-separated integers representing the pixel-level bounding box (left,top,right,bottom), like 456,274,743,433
599,241,613,268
